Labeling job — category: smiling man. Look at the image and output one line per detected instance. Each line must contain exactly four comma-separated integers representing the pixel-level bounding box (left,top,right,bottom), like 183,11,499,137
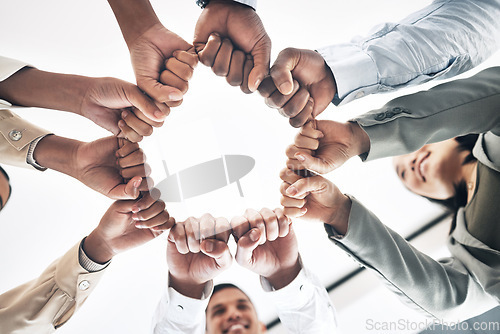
152,209,337,334
206,283,266,334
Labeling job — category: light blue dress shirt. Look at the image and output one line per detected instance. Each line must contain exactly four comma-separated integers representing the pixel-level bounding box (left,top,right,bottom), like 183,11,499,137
316,0,500,105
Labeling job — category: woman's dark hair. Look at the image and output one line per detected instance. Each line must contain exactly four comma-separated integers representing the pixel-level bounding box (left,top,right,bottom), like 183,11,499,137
423,134,479,233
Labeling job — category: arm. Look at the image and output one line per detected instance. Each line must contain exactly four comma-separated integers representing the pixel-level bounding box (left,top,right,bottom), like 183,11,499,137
0,59,165,142
231,208,337,332
258,0,500,127
287,67,500,175
326,198,498,321
279,169,498,321
318,0,500,105
33,135,151,200
0,192,173,333
152,214,232,334
107,0,195,108
0,112,151,199
0,242,106,334
353,66,500,161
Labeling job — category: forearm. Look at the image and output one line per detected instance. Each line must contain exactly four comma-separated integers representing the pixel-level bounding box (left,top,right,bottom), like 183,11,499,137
319,0,500,105
353,66,500,161
107,0,161,46
0,67,90,115
32,134,80,177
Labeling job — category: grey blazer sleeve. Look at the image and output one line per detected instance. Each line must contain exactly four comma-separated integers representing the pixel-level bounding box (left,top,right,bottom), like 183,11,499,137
353,67,500,161
326,197,499,321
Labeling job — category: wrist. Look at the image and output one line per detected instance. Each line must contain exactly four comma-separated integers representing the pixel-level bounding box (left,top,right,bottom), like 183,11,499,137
168,273,207,299
348,121,370,157
83,230,115,264
33,135,81,178
108,0,161,47
265,258,301,290
326,194,351,235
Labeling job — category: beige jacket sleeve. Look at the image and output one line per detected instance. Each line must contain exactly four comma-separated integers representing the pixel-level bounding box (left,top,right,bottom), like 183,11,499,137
0,242,106,334
0,109,51,169
0,56,51,170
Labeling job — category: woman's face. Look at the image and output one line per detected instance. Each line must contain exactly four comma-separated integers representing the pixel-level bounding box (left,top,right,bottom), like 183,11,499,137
392,139,468,200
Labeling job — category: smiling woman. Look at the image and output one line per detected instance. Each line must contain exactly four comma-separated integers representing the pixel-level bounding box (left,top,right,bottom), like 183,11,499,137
281,66,500,322
393,135,479,201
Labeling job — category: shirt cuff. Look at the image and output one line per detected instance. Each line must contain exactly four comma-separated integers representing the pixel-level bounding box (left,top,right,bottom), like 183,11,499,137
316,43,379,105
26,134,50,171
234,0,256,9
0,56,32,82
78,238,110,272
166,279,213,326
260,262,316,310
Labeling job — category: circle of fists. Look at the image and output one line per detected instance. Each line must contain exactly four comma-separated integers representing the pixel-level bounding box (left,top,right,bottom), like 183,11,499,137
107,1,340,147
167,208,300,289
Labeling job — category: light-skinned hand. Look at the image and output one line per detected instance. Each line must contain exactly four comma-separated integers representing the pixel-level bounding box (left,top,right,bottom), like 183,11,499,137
279,168,350,234
286,120,370,174
231,208,300,289
167,214,232,299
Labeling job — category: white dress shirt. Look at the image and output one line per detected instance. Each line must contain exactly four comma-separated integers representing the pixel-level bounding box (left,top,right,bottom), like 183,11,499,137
152,265,337,333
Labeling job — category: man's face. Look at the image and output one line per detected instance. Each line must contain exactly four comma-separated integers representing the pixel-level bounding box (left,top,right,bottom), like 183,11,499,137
0,167,11,211
206,287,266,334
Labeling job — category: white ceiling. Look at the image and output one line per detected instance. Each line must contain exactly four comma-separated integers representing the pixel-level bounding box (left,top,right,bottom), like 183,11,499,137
1,0,499,333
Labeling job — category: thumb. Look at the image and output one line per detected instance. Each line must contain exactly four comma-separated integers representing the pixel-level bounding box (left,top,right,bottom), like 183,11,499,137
200,239,233,269
294,152,337,174
270,48,300,95
139,77,184,105
235,228,261,266
127,85,167,122
285,175,334,200
248,40,271,92
107,176,142,200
